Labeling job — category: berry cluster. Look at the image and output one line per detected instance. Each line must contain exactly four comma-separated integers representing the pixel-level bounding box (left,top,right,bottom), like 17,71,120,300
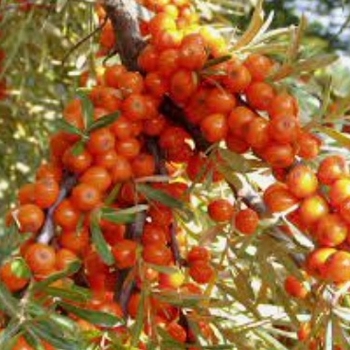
1,0,348,349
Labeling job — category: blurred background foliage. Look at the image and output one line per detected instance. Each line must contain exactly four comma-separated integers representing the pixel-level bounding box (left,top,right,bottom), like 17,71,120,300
0,0,349,226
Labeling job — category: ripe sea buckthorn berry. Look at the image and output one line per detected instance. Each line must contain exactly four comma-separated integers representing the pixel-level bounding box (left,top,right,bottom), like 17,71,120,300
200,113,228,142
268,115,299,143
284,275,308,299
131,153,156,178
159,126,189,150
144,72,169,98
208,199,234,222
115,138,141,159
71,183,101,211
299,194,329,226
34,178,60,209
222,61,252,93
329,177,350,208
244,53,274,81
187,246,211,264
314,213,348,247
80,166,112,193
36,162,63,183
235,208,259,235
260,143,295,169
111,115,134,140
286,164,318,199
297,323,311,342
104,64,127,88
128,292,141,319
55,249,79,272
305,247,336,278
178,33,207,70
110,154,132,183
50,132,71,162
323,250,350,283
143,244,172,265
87,128,115,155
148,13,177,38
225,134,250,154
153,29,183,50
167,322,187,343
339,197,350,224
59,228,90,256
268,92,299,119
143,114,166,136
122,93,149,121
0,259,30,292
24,243,56,275
170,69,198,103
17,204,45,233
112,239,138,269
138,45,158,72
149,204,173,226
263,182,299,213
62,146,93,174
117,71,144,97
296,131,321,160
89,86,121,112
63,98,84,131
18,183,36,205
206,88,236,114
245,117,270,150
189,261,214,284
245,82,275,111
227,106,256,138
100,21,116,50
54,199,80,230
142,223,169,245
94,149,118,169
158,48,180,77
317,155,348,185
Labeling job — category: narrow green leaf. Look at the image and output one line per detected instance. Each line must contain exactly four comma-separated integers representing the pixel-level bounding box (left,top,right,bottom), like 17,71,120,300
56,119,85,137
32,261,81,292
101,205,148,224
137,184,193,220
90,214,115,266
131,289,146,347
87,111,121,133
44,285,91,303
77,91,94,129
318,126,350,148
0,283,20,316
59,301,123,328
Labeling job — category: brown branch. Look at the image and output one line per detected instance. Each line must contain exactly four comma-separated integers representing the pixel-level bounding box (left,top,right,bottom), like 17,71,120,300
103,0,146,71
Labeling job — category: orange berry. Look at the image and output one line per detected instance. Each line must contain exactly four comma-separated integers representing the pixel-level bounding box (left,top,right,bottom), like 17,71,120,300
24,243,56,275
55,249,79,272
317,155,348,185
71,183,101,211
34,178,60,209
112,239,138,269
286,164,318,199
235,208,259,235
80,166,112,192
187,246,211,264
245,82,275,111
323,250,350,283
189,261,214,284
329,177,350,208
208,199,234,222
59,228,90,256
200,113,228,143
0,259,30,292
17,204,45,233
284,275,308,299
143,244,172,265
